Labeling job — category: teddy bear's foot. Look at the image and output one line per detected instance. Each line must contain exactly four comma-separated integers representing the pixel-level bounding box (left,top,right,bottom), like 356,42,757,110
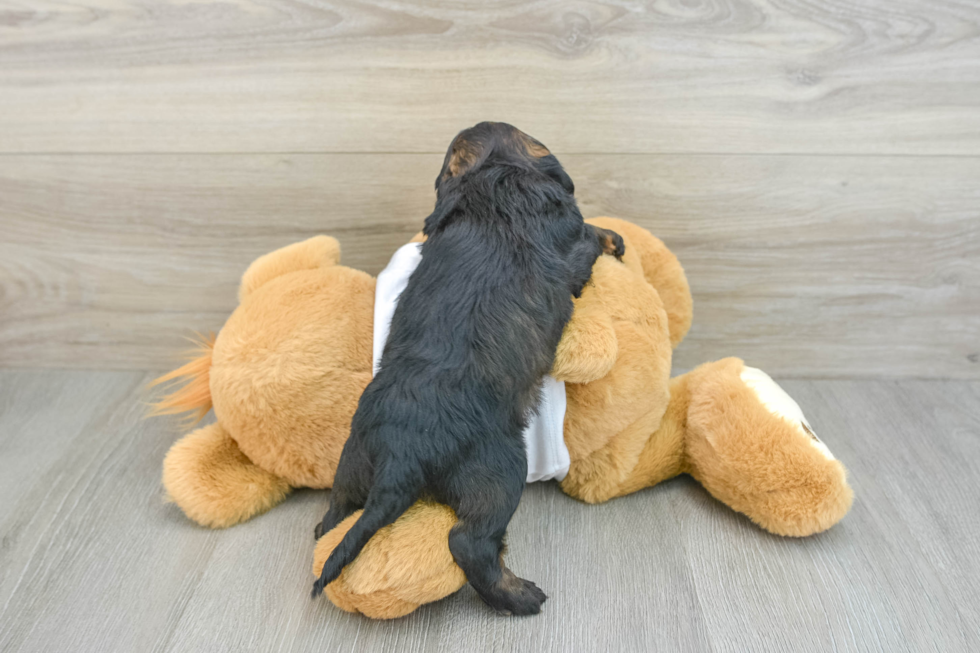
738,366,838,462
163,422,292,528
682,358,853,537
312,501,466,619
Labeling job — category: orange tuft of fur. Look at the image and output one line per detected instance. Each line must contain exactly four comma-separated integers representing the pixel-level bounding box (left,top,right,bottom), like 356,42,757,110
148,332,216,423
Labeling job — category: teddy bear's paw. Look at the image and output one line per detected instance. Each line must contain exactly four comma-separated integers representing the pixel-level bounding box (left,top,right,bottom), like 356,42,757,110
739,366,836,462
163,423,292,528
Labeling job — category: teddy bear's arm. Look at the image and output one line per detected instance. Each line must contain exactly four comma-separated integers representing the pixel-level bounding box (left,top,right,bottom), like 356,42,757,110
551,296,619,384
586,217,692,348
239,235,341,302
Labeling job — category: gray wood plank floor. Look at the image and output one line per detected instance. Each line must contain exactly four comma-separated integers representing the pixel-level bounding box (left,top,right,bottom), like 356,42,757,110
0,369,977,652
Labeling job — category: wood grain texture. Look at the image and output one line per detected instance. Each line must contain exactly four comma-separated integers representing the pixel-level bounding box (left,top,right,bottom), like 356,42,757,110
1,0,980,154
1,370,978,652
2,153,977,377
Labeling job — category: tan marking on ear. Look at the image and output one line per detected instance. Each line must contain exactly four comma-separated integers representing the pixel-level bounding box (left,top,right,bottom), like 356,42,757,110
446,139,478,178
517,132,550,158
524,139,550,158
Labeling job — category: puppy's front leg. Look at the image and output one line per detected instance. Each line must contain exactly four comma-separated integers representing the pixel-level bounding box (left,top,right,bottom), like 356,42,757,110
567,224,625,298
593,225,625,260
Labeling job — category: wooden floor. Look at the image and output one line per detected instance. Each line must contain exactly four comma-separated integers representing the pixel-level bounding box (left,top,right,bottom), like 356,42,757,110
0,369,977,653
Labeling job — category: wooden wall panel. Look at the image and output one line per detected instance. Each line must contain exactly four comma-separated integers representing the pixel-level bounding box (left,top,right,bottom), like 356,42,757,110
2,153,977,377
1,0,979,154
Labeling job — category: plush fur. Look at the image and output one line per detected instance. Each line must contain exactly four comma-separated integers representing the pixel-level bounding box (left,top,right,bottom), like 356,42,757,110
148,332,216,423
682,358,853,536
213,239,376,490
311,123,624,615
163,422,291,528
151,217,853,619
311,502,466,617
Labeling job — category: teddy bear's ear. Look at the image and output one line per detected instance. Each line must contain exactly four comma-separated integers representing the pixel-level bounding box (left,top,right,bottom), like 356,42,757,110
239,235,341,302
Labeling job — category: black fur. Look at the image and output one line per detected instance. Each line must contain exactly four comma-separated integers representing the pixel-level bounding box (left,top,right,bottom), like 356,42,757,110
312,122,624,615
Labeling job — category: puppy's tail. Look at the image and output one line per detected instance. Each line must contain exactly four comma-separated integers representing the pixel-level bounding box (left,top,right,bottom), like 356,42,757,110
311,470,421,598
146,332,215,423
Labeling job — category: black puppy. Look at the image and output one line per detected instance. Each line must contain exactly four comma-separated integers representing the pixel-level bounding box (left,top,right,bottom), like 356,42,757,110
311,122,624,615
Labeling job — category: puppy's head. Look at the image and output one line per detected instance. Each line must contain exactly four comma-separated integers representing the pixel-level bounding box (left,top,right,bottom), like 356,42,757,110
426,122,575,235
436,122,572,193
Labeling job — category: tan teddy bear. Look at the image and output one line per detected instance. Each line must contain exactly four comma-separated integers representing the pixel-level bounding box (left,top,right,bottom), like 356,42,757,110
153,217,852,619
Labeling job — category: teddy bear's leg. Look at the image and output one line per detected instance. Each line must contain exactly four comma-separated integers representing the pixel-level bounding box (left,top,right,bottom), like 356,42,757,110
163,422,292,528
312,501,466,619
678,358,853,537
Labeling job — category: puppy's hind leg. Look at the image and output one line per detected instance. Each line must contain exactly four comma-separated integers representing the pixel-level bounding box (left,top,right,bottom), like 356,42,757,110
314,439,372,540
312,462,423,597
445,461,546,616
314,486,364,541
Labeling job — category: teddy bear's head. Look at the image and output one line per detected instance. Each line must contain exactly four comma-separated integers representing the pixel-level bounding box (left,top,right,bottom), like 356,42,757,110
209,236,376,488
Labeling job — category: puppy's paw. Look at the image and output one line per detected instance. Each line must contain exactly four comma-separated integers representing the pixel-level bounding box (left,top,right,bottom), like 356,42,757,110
485,571,548,616
314,521,324,540
598,228,625,260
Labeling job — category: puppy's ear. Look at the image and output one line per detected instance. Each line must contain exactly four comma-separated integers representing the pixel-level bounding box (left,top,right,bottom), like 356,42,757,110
518,133,550,159
446,138,480,179
438,135,485,185
428,133,488,236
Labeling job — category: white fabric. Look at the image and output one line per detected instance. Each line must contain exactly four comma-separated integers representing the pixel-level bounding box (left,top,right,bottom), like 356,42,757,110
740,366,836,461
373,243,571,483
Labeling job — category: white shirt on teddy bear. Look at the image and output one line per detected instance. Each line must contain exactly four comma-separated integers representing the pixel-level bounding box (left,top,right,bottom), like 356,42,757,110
373,242,570,484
